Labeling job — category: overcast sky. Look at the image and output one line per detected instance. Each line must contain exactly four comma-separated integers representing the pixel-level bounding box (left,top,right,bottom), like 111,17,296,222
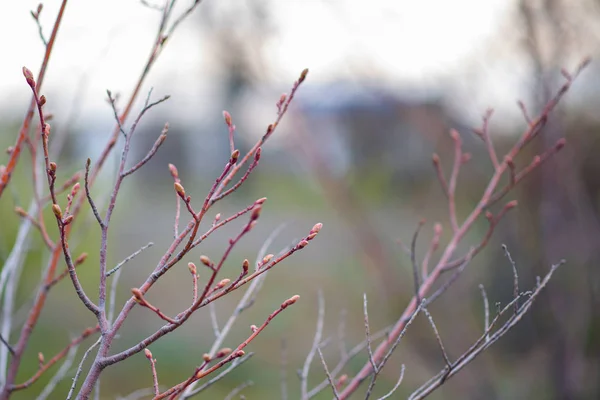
0,0,593,130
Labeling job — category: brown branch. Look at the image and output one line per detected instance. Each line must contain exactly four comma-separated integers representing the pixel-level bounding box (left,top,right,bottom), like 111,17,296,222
157,295,301,399
10,325,99,392
0,0,68,199
144,349,160,397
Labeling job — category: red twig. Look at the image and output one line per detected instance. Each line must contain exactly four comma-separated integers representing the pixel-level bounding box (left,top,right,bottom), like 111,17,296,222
157,295,301,399
473,109,499,168
145,349,160,397
432,154,449,198
337,60,587,399
421,223,442,279
448,129,462,233
0,0,68,199
9,325,99,392
131,288,177,324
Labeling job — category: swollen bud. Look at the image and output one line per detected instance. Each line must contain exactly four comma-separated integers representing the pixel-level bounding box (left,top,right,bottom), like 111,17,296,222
281,294,300,309
144,349,153,359
216,348,232,358
188,262,197,275
174,182,185,197
308,222,323,240
52,204,62,219
199,255,212,267
299,68,309,83
216,278,230,289
23,67,35,88
75,253,88,265
223,110,232,126
251,206,262,221
231,149,240,163
168,163,179,179
131,288,144,302
262,254,274,265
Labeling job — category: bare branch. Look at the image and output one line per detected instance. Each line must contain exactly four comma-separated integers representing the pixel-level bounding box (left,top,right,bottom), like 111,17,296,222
224,380,253,400
423,307,451,370
502,244,520,314
479,284,490,343
106,242,154,277
377,364,405,400
317,348,340,400
301,290,325,399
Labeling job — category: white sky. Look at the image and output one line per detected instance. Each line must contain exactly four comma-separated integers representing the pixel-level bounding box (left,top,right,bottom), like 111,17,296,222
0,0,588,131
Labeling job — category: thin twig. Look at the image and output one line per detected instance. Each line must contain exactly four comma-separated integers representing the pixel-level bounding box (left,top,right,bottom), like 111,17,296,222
0,335,14,356
422,307,451,369
182,353,254,398
224,380,253,400
409,261,563,400
479,284,490,343
209,302,220,338
422,223,442,279
306,327,391,399
377,364,405,400
36,344,79,400
67,336,101,400
502,245,520,314
317,348,340,399
410,220,425,304
448,130,463,233
106,242,154,277
364,293,379,400
301,290,325,399
281,339,288,400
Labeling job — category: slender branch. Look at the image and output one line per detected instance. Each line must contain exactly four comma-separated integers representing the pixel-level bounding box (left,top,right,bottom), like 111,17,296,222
122,123,169,178
223,380,253,400
0,0,68,199
422,308,451,370
158,295,301,399
10,325,99,392
502,244,520,314
144,349,159,397
301,290,325,399
317,348,340,400
36,344,79,400
479,284,490,343
410,220,425,305
182,353,254,398
422,223,442,279
377,365,405,400
409,261,563,400
0,335,14,356
67,337,101,400
106,242,154,277
448,130,462,233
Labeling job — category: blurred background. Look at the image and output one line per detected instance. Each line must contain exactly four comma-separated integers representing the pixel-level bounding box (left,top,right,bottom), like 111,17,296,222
1,0,600,398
